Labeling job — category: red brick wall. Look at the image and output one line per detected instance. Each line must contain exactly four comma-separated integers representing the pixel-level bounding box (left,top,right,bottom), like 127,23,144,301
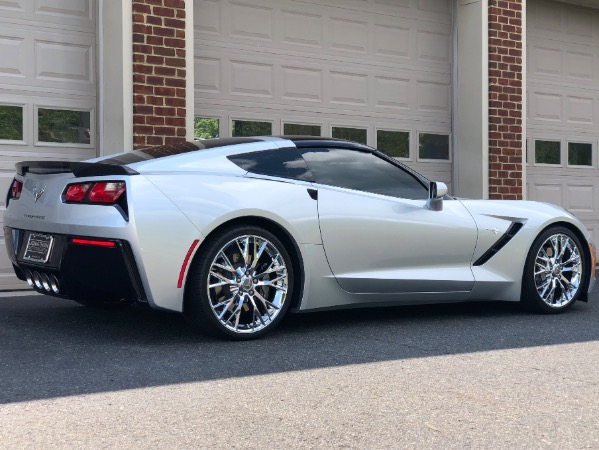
132,0,187,149
488,0,524,200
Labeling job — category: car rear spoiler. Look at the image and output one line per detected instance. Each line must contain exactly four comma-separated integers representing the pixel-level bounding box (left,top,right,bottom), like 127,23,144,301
16,161,139,178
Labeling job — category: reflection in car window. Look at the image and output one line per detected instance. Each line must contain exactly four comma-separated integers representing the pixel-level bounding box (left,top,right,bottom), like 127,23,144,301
228,147,314,181
300,147,427,200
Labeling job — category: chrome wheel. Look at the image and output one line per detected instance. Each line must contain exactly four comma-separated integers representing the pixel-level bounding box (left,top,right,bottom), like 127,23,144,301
207,234,288,334
534,233,582,308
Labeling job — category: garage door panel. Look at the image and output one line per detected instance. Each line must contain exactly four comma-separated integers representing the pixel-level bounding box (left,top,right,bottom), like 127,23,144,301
0,0,94,32
195,46,451,121
281,66,323,102
0,0,96,289
566,185,595,214
195,0,451,72
528,37,599,86
565,95,594,126
0,25,95,93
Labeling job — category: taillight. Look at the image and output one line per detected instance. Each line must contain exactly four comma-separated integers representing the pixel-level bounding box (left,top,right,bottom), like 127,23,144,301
63,181,126,204
88,182,126,203
65,183,92,202
9,178,22,200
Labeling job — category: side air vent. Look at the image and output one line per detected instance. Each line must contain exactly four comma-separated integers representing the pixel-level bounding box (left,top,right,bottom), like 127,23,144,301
473,222,524,266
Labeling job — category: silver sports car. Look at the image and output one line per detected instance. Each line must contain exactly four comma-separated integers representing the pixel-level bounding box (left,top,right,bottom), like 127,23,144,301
4,137,596,339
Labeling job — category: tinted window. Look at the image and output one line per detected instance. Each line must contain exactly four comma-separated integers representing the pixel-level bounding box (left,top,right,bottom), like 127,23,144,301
38,108,92,144
232,120,272,137
419,133,449,160
332,127,367,145
535,140,560,165
377,130,409,158
228,147,313,181
194,117,219,138
568,142,592,166
300,147,427,199
0,105,23,141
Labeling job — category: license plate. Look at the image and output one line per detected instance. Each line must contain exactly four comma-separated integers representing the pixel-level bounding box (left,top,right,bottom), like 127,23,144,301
23,233,54,263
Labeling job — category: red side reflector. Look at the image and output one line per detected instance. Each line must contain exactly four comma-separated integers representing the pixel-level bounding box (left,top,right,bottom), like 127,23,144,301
178,239,199,288
71,238,116,247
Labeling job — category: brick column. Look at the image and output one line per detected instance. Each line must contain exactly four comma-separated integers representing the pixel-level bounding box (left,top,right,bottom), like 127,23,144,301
488,0,524,200
132,0,187,149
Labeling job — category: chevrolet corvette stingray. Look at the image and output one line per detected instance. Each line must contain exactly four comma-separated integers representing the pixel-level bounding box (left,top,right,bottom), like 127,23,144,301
4,137,596,339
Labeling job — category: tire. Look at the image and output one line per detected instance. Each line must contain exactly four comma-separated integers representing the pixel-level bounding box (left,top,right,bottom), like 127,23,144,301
522,226,586,313
184,225,294,339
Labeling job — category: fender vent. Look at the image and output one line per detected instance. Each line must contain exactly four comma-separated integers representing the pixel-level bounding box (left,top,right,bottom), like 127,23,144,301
473,222,524,266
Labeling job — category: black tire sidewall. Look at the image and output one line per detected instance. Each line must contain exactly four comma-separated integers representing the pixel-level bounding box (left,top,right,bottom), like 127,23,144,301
522,226,585,313
184,225,294,339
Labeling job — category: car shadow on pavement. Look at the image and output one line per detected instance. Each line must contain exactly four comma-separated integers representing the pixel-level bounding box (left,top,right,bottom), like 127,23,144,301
1,292,598,404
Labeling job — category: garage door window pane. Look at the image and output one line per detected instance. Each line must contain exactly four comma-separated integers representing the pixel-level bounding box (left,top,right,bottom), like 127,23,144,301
535,140,560,165
377,130,409,158
232,120,272,137
194,117,219,139
332,127,367,145
0,105,23,141
568,142,592,166
284,123,321,136
38,109,91,144
419,133,449,160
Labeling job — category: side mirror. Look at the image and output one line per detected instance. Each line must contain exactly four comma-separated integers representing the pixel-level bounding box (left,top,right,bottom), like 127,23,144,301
426,181,447,211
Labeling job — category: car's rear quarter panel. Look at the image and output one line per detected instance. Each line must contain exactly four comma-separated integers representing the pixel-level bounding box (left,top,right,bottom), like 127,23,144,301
144,174,322,246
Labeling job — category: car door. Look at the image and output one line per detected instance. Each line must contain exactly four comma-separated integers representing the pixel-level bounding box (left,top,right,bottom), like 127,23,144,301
299,146,478,295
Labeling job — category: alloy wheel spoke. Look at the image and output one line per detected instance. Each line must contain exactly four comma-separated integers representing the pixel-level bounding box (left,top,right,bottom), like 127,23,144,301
251,241,267,270
254,289,281,311
207,234,288,333
210,271,234,285
249,297,267,327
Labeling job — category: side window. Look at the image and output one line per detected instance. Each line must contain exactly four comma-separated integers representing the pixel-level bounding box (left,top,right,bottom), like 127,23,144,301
299,147,427,200
228,147,313,181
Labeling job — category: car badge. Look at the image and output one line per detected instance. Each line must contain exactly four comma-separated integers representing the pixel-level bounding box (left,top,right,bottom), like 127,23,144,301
488,228,500,235
33,185,46,203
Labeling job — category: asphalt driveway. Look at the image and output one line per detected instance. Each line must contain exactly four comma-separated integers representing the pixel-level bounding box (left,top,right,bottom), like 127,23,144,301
1,291,598,448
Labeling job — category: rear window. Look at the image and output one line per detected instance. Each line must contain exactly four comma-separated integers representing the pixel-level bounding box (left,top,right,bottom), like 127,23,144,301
228,147,313,181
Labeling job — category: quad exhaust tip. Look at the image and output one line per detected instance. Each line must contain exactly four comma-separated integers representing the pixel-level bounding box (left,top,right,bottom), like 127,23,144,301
24,269,60,294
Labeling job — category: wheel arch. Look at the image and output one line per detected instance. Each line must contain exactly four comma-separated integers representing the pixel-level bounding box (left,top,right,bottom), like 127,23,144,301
184,215,306,310
530,221,592,302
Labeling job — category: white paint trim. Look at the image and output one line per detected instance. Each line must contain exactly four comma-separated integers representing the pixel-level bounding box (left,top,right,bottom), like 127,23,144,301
122,0,133,151
452,0,459,194
521,0,527,199
186,0,194,141
98,0,104,156
454,0,489,199
481,0,489,200
99,0,133,155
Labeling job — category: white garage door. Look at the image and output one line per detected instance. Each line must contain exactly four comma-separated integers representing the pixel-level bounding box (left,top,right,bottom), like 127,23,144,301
194,0,453,188
527,0,599,243
0,0,98,289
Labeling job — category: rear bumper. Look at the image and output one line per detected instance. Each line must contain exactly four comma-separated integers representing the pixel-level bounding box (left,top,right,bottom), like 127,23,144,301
5,227,146,303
